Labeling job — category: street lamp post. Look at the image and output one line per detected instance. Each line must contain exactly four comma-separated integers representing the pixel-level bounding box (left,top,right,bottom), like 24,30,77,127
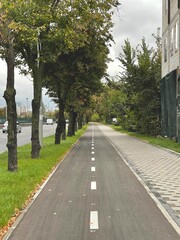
26,97,28,117
37,30,43,146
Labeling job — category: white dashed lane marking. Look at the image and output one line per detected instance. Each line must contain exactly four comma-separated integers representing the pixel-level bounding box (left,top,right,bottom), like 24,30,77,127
91,167,96,172
90,125,99,231
90,211,99,230
91,181,97,190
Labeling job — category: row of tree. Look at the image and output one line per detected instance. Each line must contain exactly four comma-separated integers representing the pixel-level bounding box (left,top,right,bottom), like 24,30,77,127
93,31,162,136
0,0,120,171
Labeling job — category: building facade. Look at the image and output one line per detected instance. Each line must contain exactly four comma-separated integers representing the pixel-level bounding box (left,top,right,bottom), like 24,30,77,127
161,0,180,141
162,0,180,77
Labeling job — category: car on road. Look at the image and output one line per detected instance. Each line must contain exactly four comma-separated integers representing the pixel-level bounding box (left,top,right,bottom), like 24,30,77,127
46,118,53,125
2,121,22,133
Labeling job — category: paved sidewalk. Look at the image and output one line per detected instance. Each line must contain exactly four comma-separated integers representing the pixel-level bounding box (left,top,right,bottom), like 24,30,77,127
98,125,180,228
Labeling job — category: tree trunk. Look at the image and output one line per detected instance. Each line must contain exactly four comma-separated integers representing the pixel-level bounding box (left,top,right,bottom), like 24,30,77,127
67,108,73,137
3,40,17,172
78,113,84,129
31,69,42,158
73,111,77,133
67,108,77,136
62,119,66,140
55,100,65,144
75,117,78,132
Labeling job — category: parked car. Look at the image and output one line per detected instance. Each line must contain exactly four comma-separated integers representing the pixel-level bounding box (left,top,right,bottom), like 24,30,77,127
16,122,22,133
2,121,22,133
46,118,53,125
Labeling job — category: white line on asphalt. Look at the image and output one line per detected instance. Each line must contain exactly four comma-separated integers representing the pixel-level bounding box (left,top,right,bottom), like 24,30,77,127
91,157,95,161
91,167,96,172
90,211,99,230
91,151,95,154
91,181,97,190
92,147,94,150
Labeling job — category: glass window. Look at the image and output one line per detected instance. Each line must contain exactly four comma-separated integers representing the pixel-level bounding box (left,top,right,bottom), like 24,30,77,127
174,21,178,51
170,28,174,56
165,0,168,11
164,37,167,62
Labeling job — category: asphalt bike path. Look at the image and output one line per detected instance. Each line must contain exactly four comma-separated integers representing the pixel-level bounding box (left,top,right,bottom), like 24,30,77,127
4,124,180,239
98,124,180,230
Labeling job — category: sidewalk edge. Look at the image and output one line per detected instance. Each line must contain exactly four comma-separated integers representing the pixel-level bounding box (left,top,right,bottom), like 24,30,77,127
102,130,180,236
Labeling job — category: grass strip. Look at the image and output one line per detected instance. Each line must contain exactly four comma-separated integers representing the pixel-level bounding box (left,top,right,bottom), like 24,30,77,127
0,125,87,231
111,125,180,153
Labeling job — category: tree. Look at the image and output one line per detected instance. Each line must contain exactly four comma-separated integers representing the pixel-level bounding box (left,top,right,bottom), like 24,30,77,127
91,84,126,124
9,0,89,156
1,0,120,160
13,0,59,158
43,0,119,142
0,1,18,171
0,0,55,160
44,39,107,142
17,0,119,156
117,33,161,135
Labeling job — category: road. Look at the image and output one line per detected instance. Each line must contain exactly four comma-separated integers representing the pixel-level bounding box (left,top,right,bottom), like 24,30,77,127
4,124,180,240
0,124,57,153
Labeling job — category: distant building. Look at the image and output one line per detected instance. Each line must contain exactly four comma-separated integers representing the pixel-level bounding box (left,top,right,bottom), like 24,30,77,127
161,0,180,141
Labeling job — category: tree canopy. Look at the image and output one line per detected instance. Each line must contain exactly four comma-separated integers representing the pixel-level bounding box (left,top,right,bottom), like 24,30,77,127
93,32,162,136
0,0,120,170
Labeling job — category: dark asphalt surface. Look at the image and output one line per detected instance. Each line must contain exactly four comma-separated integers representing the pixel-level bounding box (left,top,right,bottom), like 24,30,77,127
4,124,180,240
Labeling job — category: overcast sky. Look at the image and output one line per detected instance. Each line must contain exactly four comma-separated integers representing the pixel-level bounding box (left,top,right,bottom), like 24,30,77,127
107,0,162,76
0,0,162,108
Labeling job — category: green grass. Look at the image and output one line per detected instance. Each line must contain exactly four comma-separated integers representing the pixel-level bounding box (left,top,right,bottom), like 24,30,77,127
111,125,180,153
0,126,87,229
